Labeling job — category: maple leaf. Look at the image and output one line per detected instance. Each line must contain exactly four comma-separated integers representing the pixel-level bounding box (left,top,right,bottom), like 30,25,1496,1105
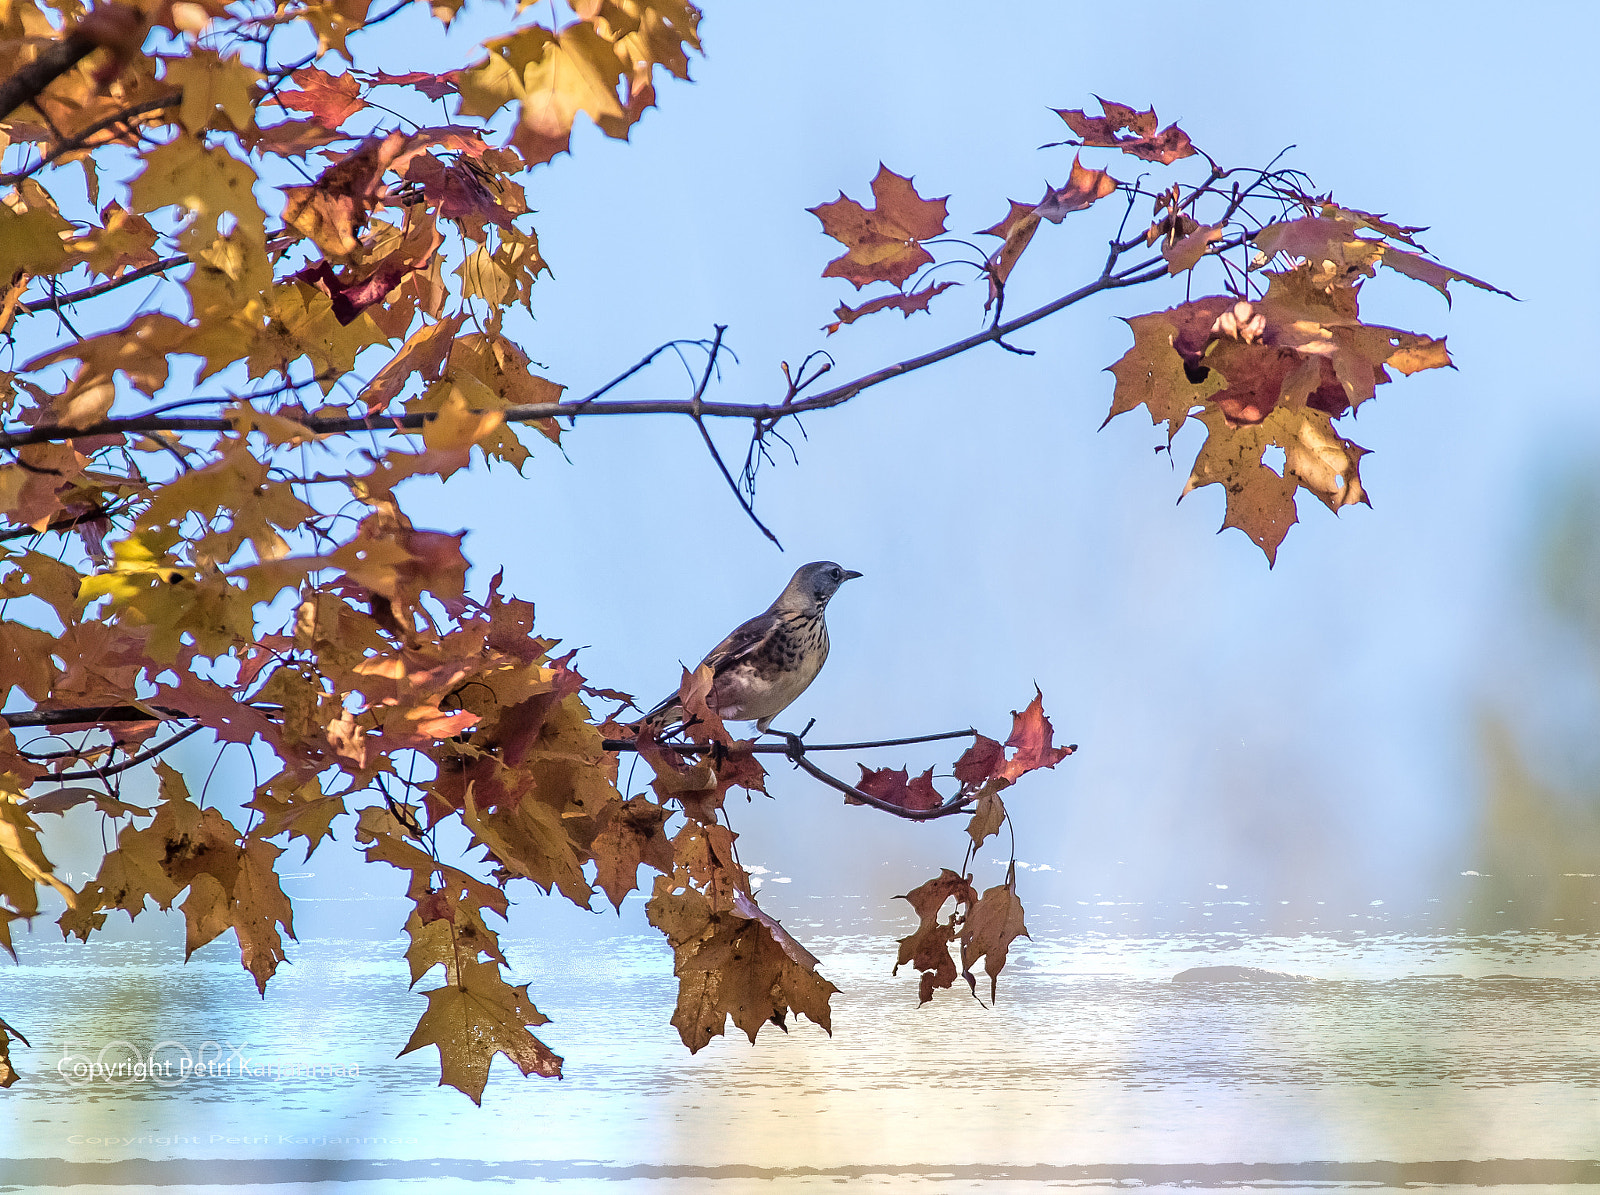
245,120,356,157
996,687,1075,783
823,281,952,334
245,776,346,861
280,132,412,260
361,313,466,412
1254,215,1511,304
1103,312,1226,439
164,49,264,135
404,155,516,237
400,956,562,1102
589,795,673,910
1177,398,1376,563
809,165,948,290
130,135,267,250
365,69,463,101
294,211,445,324
1034,156,1119,222
975,160,1115,308
0,1014,25,1088
854,765,941,812
953,735,1004,788
67,202,160,279
0,795,75,959
1162,222,1223,274
1054,97,1197,164
960,878,1029,1004
272,66,367,127
1378,246,1514,304
978,199,1042,305
647,875,836,1051
893,868,976,1005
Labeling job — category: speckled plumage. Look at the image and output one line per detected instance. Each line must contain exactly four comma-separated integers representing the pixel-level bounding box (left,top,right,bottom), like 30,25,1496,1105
642,561,862,733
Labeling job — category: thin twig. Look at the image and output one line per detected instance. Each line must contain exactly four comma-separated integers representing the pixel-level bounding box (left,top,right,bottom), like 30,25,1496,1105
35,722,205,781
600,727,978,754
687,325,781,547
778,733,976,821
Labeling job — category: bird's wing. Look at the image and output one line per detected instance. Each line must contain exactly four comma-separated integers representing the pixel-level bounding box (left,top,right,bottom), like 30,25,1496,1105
638,610,777,723
700,609,780,673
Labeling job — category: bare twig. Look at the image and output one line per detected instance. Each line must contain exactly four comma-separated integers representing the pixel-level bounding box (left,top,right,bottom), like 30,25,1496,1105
2,704,188,727
687,325,781,546
603,726,983,820
34,722,205,780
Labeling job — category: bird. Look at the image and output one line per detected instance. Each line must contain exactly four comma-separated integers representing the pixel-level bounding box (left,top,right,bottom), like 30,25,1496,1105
638,561,862,735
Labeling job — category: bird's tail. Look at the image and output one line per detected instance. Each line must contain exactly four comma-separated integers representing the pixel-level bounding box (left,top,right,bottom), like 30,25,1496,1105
624,695,682,735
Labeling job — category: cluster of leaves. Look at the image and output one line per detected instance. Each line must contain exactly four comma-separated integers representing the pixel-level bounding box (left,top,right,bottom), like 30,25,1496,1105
809,98,1509,563
0,0,1498,1098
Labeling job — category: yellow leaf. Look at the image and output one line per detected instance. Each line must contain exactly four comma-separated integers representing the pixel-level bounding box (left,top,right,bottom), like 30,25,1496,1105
423,385,505,456
130,135,267,247
400,956,561,1103
163,49,265,134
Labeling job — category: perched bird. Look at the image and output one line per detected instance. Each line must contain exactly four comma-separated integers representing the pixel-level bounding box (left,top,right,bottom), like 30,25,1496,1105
640,561,862,734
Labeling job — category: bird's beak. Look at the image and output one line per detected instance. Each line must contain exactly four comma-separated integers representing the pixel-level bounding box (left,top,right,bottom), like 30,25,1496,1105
843,570,863,581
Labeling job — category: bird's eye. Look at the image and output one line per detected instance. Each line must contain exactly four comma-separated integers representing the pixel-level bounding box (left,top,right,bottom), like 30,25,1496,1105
830,567,842,580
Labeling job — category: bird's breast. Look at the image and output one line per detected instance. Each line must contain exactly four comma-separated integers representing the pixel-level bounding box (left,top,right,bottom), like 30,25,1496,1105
711,613,829,722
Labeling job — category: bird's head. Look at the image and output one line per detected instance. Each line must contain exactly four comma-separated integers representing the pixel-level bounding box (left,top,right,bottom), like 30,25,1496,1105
781,560,862,612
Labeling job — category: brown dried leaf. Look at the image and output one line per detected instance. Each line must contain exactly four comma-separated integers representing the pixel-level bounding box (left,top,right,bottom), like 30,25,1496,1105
1054,97,1197,164
809,165,948,290
959,879,1029,1003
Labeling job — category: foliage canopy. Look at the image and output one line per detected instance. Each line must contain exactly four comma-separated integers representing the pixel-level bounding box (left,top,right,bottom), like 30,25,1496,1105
0,0,1501,1097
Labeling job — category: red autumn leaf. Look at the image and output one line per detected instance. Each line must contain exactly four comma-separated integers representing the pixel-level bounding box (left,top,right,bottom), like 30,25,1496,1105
809,164,949,289
280,131,415,259
995,687,1074,783
855,765,942,812
403,155,514,233
273,66,367,128
953,734,1004,788
823,281,952,334
1054,97,1197,165
292,215,445,325
366,69,463,102
1033,156,1119,222
246,120,355,157
1057,96,1158,141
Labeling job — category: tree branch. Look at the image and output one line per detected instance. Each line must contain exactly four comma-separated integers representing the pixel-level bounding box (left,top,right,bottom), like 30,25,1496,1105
603,726,983,821
32,722,204,780
0,259,1181,452
2,704,187,727
778,732,977,820
600,727,978,754
0,29,96,124
13,250,190,317
0,91,180,186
